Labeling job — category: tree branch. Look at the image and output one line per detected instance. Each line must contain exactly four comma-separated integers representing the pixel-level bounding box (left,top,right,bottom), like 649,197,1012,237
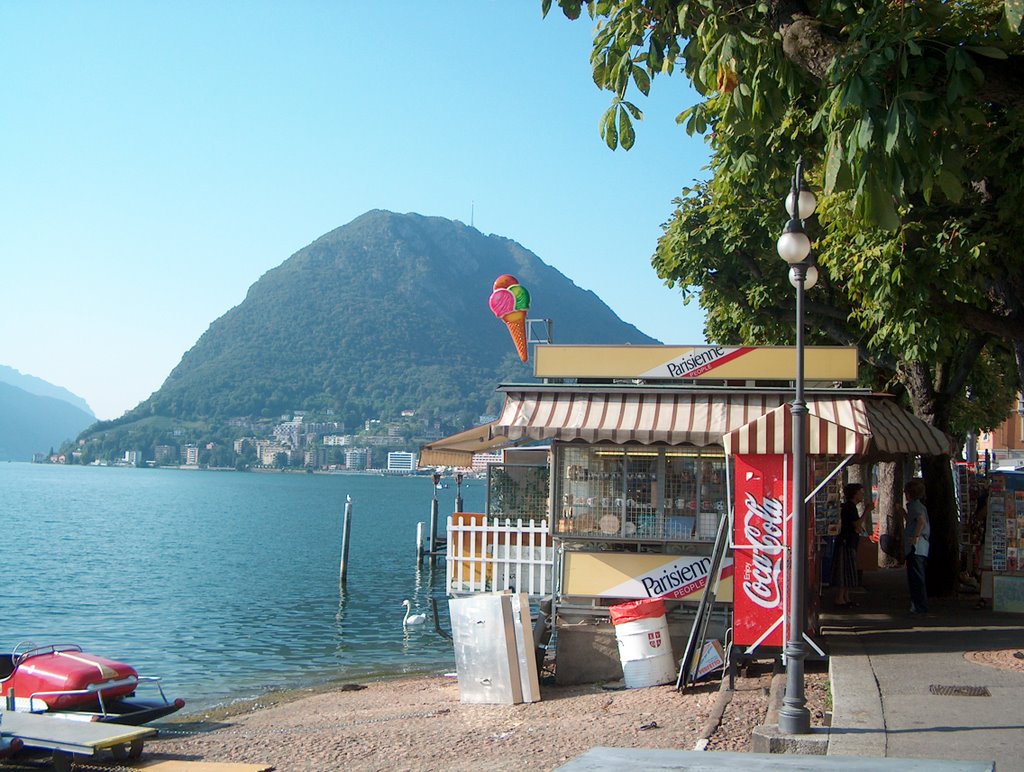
942,299,1024,342
976,58,1024,113
941,334,987,401
769,0,845,82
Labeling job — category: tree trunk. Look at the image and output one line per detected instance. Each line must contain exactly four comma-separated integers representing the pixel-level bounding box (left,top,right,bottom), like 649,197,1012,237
921,454,958,597
876,462,904,569
846,462,877,568
898,361,961,596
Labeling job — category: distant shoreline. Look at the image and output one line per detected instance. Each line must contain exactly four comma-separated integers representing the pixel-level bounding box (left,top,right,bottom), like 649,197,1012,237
23,460,462,479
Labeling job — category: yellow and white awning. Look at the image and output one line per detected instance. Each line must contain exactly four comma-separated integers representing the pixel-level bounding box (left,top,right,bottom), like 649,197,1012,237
492,388,952,460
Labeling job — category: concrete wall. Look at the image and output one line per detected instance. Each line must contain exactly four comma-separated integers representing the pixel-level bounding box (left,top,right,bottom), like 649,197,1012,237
554,611,729,685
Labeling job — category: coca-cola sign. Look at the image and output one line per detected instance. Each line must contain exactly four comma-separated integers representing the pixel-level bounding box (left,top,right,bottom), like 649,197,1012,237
740,490,785,610
733,454,790,648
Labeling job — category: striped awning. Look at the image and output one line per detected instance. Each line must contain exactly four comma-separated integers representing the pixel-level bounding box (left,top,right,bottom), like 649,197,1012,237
495,390,789,447
494,389,953,459
724,399,952,459
723,402,864,456
418,422,509,468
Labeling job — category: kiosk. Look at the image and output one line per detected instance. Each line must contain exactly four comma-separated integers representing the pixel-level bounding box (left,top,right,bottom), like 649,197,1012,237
425,345,952,681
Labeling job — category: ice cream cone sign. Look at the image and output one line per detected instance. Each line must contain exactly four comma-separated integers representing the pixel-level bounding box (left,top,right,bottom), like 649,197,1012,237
489,274,531,362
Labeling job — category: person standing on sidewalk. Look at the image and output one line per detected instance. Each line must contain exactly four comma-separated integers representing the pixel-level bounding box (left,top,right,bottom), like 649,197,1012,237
903,478,931,614
832,483,864,608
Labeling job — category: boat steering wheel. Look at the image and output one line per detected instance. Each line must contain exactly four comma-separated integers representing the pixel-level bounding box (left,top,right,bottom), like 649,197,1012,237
10,640,39,666
10,641,80,667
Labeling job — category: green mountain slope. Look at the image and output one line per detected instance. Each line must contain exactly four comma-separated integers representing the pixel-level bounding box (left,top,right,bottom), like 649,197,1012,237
100,211,658,443
0,382,96,461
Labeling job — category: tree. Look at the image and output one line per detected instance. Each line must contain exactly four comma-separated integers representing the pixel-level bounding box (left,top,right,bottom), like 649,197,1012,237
546,0,1024,593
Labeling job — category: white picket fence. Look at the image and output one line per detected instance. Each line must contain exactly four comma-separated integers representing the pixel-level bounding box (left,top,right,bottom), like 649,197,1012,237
446,515,554,597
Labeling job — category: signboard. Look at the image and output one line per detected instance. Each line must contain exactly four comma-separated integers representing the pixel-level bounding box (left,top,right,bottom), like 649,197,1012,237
691,639,725,680
562,551,733,602
533,344,858,381
993,575,1024,613
732,453,790,649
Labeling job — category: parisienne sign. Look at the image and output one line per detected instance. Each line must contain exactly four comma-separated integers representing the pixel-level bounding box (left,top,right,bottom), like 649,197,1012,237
532,344,858,381
562,551,734,601
641,345,754,379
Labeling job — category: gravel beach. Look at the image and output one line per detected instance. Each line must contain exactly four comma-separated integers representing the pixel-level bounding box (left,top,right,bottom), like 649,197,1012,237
0,664,830,771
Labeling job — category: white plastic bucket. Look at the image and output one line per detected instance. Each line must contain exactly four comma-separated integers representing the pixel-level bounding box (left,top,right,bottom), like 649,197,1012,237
609,599,676,688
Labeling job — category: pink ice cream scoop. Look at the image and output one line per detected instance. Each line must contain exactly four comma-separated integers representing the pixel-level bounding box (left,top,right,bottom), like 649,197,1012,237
489,288,516,318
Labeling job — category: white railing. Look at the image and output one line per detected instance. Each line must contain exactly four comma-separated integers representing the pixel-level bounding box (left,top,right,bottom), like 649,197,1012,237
446,515,554,597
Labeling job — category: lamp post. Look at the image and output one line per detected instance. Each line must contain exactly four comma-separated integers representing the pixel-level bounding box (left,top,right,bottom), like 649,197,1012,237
775,158,818,735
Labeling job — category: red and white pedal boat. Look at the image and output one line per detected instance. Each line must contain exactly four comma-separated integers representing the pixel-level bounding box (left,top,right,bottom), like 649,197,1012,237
0,641,184,725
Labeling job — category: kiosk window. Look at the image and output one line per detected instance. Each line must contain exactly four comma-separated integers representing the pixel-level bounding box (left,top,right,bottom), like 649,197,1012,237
556,445,729,542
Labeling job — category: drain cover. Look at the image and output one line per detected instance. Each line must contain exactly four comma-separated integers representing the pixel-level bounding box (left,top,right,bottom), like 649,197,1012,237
929,684,991,697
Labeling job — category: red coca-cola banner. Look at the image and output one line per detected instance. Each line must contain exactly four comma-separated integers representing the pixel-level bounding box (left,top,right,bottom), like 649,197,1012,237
732,454,790,649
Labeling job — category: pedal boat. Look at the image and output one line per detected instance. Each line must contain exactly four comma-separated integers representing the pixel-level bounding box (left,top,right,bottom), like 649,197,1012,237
0,642,184,725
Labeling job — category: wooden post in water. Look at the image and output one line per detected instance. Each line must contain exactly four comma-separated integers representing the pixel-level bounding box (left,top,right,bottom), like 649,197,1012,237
416,521,425,565
455,472,464,513
429,473,440,567
339,495,353,584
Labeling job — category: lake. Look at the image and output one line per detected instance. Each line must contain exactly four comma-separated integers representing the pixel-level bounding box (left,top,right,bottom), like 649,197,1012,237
0,462,485,713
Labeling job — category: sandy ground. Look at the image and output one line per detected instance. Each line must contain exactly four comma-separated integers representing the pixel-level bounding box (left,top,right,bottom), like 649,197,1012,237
0,666,829,771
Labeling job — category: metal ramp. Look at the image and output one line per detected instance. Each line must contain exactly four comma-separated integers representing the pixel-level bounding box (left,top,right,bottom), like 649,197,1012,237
1,709,155,771
675,511,731,690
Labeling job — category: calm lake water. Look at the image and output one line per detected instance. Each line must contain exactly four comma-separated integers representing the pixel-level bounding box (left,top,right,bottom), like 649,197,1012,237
0,462,484,713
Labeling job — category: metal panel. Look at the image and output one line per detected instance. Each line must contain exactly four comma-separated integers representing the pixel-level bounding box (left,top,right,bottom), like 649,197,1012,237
449,594,522,705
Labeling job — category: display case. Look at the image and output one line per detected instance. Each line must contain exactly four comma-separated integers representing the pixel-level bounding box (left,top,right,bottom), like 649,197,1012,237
556,444,729,542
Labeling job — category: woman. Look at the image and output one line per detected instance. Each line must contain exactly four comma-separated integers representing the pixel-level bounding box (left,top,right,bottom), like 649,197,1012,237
832,483,864,608
903,478,931,614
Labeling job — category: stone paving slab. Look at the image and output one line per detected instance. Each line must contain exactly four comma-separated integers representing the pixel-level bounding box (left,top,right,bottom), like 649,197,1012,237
558,747,994,770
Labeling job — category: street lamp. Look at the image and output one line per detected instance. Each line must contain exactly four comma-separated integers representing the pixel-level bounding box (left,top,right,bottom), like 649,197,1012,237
776,158,816,735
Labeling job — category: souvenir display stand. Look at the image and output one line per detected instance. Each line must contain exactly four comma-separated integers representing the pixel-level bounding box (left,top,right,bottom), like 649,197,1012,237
983,470,1024,611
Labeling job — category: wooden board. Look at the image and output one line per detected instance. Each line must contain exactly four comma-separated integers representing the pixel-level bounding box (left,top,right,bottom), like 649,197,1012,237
0,709,154,754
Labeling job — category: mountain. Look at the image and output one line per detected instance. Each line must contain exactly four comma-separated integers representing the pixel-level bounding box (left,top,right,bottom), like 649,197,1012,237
0,365,94,417
98,210,659,440
0,382,96,461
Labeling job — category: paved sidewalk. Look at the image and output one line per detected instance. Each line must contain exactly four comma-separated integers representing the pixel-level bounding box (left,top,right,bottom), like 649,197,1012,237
822,568,1024,770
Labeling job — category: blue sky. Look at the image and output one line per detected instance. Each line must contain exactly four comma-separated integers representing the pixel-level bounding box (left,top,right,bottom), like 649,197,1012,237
1,2,709,420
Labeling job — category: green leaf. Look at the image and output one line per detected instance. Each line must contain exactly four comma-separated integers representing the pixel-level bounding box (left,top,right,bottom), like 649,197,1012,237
1008,0,1024,32
857,116,874,150
937,168,963,202
618,105,636,149
825,135,843,191
884,106,900,154
899,91,935,102
867,176,900,230
621,100,643,120
600,106,618,149
966,45,1008,59
632,64,651,96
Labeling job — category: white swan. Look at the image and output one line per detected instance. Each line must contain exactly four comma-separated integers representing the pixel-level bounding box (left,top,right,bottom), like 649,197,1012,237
402,599,427,627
